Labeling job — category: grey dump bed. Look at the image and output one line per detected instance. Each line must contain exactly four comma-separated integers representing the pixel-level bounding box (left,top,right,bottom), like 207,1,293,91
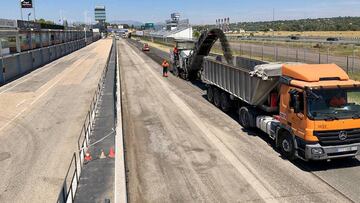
202,56,282,105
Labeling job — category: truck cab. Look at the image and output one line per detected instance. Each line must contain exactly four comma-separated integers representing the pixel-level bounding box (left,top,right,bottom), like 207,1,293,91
202,57,360,161
277,64,360,160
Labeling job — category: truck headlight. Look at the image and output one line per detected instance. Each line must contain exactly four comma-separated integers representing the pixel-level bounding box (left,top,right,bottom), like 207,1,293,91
311,148,324,155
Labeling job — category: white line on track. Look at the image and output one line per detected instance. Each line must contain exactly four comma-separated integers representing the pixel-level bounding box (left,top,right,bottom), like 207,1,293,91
16,99,27,107
126,41,279,203
0,59,64,95
0,109,27,132
0,57,87,133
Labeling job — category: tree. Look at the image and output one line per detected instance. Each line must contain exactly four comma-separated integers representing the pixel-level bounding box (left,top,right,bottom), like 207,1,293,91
36,18,54,25
221,16,360,31
193,30,201,38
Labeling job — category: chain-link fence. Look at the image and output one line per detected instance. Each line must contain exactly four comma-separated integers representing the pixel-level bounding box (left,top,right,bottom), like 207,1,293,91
217,43,360,74
134,35,360,74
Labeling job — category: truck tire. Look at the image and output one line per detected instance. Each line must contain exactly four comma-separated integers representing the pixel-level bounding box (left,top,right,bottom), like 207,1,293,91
207,86,214,103
279,132,296,160
239,107,251,129
220,92,231,112
213,88,221,107
172,66,179,77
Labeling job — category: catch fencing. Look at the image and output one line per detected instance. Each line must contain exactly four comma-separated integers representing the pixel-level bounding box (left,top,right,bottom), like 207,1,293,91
134,35,360,73
0,37,99,85
56,38,114,203
228,43,360,73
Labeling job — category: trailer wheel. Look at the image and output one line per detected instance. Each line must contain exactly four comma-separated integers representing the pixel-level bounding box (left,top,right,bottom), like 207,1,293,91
213,88,221,107
172,66,179,77
239,107,251,129
220,92,231,112
279,132,296,160
207,86,214,103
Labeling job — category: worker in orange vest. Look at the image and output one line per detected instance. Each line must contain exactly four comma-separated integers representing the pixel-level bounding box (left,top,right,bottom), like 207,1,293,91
162,59,170,77
329,93,346,107
173,46,179,60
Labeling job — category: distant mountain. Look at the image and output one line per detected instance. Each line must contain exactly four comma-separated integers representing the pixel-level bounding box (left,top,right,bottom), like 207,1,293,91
109,20,143,26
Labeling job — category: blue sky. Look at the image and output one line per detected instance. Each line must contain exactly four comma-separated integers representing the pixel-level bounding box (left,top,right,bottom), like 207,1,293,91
1,0,360,24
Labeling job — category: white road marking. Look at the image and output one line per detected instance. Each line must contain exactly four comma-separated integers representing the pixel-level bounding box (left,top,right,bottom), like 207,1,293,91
16,99,27,107
127,42,279,203
30,73,67,105
0,57,87,132
0,109,27,132
0,44,93,95
0,59,64,95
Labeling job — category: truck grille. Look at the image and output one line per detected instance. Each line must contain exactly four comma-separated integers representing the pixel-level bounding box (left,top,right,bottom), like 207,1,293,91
314,129,360,146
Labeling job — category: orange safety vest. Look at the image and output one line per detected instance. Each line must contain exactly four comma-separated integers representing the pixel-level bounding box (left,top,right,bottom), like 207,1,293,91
162,61,169,68
330,97,346,107
173,47,179,54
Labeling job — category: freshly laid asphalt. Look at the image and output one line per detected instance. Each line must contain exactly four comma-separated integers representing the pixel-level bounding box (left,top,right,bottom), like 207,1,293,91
74,41,117,203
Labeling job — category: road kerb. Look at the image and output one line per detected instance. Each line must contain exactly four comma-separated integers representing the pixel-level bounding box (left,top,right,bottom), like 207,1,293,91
114,39,128,203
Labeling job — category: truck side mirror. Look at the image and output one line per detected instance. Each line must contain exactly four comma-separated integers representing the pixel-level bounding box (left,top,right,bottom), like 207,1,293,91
294,98,301,113
289,90,303,114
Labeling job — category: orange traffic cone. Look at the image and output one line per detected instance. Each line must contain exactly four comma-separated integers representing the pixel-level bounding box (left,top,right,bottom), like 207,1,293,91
85,151,92,161
100,149,106,159
108,147,115,158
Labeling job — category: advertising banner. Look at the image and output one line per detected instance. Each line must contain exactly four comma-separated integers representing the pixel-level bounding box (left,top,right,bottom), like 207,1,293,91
21,0,33,8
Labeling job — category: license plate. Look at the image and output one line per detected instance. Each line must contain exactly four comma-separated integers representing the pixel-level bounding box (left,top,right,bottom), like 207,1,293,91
337,146,358,152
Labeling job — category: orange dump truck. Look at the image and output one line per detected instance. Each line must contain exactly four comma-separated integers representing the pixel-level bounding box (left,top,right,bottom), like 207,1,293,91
203,56,360,161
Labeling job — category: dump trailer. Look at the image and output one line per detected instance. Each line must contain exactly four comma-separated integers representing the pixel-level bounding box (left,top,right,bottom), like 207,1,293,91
203,56,360,161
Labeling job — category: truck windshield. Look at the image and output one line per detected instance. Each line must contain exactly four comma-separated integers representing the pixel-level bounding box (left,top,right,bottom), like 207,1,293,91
307,87,360,120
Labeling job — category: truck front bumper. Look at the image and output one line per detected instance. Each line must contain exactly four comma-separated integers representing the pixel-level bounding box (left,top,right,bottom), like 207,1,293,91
304,143,360,160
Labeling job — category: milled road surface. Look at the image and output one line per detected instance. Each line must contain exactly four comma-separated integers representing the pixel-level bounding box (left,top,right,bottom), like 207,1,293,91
119,39,353,202
0,39,112,203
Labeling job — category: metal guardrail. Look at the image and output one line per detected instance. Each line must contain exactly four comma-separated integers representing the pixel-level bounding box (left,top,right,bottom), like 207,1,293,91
56,38,114,203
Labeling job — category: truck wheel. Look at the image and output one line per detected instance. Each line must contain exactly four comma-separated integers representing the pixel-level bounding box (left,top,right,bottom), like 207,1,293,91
207,86,214,103
239,107,251,129
172,66,179,77
279,132,296,160
220,92,231,112
213,88,221,107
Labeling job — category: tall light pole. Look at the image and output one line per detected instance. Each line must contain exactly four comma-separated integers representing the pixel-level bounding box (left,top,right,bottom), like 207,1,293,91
33,0,36,21
28,12,31,21
84,11,88,42
60,9,63,25
20,0,23,20
272,8,275,38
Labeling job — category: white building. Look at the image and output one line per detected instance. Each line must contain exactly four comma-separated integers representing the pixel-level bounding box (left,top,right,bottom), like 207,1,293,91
167,27,193,39
150,13,193,39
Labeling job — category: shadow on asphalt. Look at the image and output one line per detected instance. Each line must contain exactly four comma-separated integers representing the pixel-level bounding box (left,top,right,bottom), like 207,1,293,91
293,157,360,172
201,94,360,172
128,38,360,172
